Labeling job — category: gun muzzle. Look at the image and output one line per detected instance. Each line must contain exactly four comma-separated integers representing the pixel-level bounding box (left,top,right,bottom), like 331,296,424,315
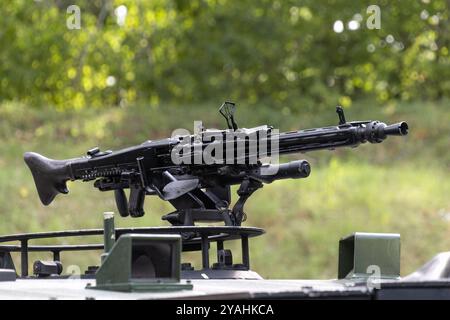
252,160,311,183
23,152,72,205
358,121,409,143
384,121,409,136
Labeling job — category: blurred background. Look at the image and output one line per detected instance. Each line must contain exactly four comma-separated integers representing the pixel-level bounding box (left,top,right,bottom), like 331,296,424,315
0,0,449,278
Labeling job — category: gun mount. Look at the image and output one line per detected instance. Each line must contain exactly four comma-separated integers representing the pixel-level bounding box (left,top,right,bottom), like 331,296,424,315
24,103,408,227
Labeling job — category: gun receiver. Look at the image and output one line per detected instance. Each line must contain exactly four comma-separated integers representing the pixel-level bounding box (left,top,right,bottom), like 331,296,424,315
24,103,408,226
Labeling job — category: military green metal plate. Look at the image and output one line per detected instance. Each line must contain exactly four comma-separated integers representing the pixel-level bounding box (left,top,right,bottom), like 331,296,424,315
338,232,401,280
90,233,192,292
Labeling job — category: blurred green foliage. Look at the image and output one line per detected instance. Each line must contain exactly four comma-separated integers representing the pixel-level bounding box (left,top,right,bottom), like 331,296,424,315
1,0,449,110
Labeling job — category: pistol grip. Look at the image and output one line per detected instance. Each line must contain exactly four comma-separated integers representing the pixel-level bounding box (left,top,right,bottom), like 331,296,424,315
114,189,129,217
128,186,146,217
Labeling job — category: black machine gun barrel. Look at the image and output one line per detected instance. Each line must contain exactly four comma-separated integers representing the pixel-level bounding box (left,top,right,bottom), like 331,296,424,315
276,119,408,155
24,103,408,226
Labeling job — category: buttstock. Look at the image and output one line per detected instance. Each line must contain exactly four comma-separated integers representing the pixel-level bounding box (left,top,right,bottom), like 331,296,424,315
23,152,71,205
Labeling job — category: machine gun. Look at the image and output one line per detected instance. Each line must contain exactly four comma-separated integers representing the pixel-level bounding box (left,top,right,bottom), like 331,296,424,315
24,102,408,226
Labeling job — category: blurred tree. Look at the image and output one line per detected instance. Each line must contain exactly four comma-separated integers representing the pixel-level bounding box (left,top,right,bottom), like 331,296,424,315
0,0,448,110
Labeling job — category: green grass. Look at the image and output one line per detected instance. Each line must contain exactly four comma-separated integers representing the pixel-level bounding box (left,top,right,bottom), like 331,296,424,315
0,100,449,278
